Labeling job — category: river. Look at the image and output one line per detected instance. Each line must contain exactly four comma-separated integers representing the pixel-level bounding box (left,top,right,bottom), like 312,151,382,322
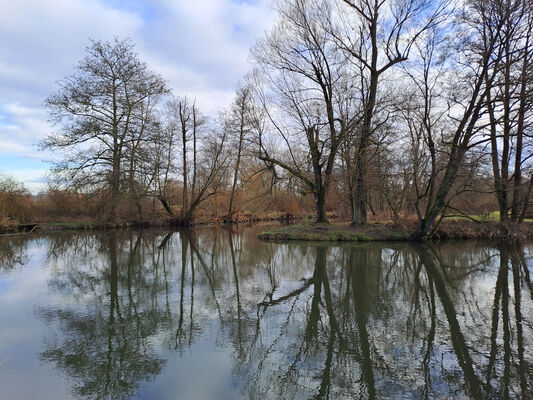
0,225,532,399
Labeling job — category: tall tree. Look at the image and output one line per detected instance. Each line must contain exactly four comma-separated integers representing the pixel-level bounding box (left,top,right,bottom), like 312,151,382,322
485,0,533,223
252,0,353,223
335,0,449,224
397,25,453,227
42,38,167,221
412,0,507,239
226,85,254,219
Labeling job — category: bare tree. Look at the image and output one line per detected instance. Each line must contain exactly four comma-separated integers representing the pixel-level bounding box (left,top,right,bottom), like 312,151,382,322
334,0,450,224
0,174,29,225
182,126,228,223
485,0,533,223
411,0,507,239
42,38,167,221
224,85,257,220
150,96,225,223
173,97,209,221
124,86,165,218
251,0,353,223
151,101,180,216
395,25,453,226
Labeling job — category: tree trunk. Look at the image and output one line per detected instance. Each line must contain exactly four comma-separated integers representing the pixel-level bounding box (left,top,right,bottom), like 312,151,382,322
498,25,512,224
158,197,174,217
180,102,189,219
110,157,120,222
348,6,381,226
229,131,243,219
412,152,465,240
182,134,188,218
351,172,367,225
488,91,508,224
192,105,198,202
511,24,530,222
350,38,378,225
315,188,328,223
110,81,120,223
229,99,245,219
351,137,369,225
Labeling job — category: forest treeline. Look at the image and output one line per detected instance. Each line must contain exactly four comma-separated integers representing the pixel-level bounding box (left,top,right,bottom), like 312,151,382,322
1,0,532,239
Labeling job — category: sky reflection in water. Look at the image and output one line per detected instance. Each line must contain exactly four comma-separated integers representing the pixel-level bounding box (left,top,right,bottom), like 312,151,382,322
0,225,532,399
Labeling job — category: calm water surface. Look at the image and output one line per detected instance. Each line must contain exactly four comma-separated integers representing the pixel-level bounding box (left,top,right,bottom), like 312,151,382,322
0,225,532,399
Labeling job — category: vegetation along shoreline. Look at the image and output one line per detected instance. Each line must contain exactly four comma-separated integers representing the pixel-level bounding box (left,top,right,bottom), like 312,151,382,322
1,0,532,242
3,218,532,243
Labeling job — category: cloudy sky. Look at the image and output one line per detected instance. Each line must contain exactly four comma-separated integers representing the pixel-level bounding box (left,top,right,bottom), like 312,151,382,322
0,0,274,191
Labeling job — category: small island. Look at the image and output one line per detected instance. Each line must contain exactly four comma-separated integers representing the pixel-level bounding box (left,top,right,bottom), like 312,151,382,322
259,223,408,242
259,219,533,242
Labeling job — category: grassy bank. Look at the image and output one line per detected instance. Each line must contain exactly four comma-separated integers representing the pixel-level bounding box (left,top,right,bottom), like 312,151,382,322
258,221,533,242
258,223,408,241
3,215,532,242
0,218,184,234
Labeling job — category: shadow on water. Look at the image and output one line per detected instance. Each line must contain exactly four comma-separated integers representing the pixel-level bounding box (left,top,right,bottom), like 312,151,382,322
1,228,532,399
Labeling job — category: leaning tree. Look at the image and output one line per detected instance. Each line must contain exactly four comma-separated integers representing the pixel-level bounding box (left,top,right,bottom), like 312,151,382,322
251,0,354,223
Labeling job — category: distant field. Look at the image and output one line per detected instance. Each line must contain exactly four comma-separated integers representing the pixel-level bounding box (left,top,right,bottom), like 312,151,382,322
446,211,533,223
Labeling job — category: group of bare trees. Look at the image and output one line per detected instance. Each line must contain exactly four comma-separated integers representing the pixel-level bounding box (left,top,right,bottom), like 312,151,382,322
40,0,532,237
0,174,30,226
398,0,533,238
43,38,230,224
243,0,532,238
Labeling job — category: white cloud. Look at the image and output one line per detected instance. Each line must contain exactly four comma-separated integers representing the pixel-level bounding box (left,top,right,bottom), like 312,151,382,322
0,141,29,155
135,0,275,111
0,104,51,164
0,0,143,105
1,104,50,143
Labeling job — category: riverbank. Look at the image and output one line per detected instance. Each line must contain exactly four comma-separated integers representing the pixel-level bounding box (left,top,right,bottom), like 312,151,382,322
3,217,532,242
0,219,180,234
0,213,299,235
258,221,533,242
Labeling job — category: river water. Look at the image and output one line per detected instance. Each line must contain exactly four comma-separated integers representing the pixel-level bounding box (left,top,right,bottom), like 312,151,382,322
0,225,532,399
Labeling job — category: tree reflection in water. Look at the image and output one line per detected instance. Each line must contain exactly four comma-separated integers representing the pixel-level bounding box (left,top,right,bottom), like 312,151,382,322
39,232,168,398
14,227,530,399
0,235,29,270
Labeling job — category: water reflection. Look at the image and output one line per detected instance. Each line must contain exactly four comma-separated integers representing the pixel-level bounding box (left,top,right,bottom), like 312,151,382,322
0,235,29,270
39,232,167,399
0,228,531,399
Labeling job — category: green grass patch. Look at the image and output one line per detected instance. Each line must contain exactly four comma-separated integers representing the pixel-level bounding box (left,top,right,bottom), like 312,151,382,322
446,211,533,223
446,211,500,222
258,223,408,242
